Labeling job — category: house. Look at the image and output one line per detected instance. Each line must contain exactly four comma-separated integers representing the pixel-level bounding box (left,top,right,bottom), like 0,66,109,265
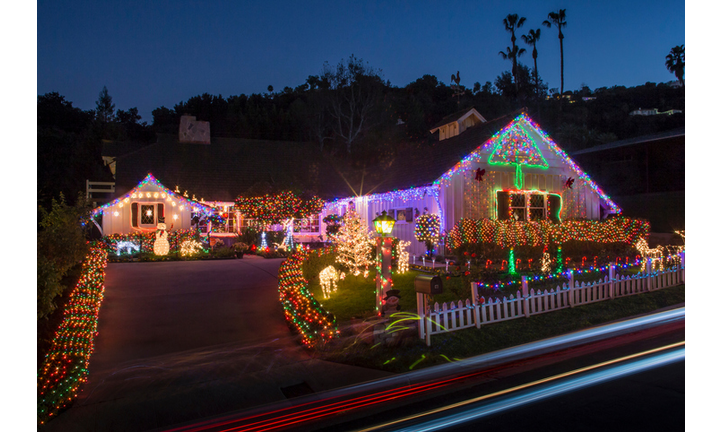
91,173,215,235
429,107,486,141
320,110,621,257
95,109,621,257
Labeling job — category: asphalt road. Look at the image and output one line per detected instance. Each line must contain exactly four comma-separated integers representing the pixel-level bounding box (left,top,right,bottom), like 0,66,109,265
42,257,390,432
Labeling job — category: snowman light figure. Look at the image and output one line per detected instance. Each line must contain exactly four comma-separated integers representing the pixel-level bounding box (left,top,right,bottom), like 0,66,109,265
154,222,170,255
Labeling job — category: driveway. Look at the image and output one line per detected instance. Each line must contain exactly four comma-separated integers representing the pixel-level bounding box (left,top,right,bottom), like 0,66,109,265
43,257,391,432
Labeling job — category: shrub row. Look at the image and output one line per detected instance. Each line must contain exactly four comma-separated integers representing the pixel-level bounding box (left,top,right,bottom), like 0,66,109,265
37,248,108,424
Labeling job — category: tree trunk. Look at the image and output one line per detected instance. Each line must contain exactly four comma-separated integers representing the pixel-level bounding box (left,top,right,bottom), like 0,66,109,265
559,34,564,96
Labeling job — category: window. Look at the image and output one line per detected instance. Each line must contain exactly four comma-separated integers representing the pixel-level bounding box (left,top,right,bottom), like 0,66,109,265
497,191,560,222
294,214,320,233
393,208,413,223
141,205,155,225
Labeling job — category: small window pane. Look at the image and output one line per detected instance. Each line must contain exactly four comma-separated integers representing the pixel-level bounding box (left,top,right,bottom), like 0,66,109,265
511,194,525,207
512,208,525,221
396,209,406,221
530,194,544,208
141,205,155,224
529,208,544,220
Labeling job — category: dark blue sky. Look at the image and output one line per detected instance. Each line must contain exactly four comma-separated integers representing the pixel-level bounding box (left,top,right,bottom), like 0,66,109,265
38,0,685,122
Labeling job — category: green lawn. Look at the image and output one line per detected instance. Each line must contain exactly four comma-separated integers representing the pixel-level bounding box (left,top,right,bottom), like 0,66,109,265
307,270,471,322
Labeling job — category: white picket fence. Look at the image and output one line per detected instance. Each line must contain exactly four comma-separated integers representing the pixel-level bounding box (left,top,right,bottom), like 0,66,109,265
418,259,685,346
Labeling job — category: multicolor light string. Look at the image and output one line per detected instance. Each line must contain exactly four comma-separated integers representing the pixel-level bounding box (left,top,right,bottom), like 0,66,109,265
446,217,649,250
37,248,108,424
91,173,213,217
277,248,339,347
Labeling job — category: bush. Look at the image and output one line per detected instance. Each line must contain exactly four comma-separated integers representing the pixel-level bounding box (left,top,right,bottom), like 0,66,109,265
37,194,91,320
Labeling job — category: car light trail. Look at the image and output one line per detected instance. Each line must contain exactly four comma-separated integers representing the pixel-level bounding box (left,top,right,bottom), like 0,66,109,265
165,369,488,432
163,309,684,432
358,341,685,432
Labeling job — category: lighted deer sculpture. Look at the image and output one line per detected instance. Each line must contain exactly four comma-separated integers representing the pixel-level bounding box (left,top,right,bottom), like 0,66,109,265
635,238,664,271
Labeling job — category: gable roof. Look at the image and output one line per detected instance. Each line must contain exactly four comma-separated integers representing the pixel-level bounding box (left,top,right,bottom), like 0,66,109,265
435,112,621,214
91,173,213,216
112,135,347,202
429,107,486,133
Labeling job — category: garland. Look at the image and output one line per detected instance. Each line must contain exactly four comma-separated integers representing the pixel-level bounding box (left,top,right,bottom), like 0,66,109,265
37,248,108,424
446,217,649,250
278,248,339,347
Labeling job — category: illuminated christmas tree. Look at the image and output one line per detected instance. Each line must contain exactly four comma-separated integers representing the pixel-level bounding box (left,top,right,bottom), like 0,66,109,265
415,213,441,257
331,210,373,277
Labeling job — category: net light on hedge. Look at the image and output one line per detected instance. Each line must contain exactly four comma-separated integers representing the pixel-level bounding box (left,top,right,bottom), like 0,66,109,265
373,210,395,236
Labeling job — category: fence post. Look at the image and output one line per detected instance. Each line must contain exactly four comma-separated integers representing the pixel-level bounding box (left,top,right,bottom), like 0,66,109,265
608,263,616,299
471,282,481,329
521,276,530,318
417,292,426,340
680,251,685,283
568,269,575,308
646,258,652,291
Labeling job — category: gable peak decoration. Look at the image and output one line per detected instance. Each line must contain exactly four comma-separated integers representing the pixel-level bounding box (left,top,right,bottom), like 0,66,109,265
488,122,548,189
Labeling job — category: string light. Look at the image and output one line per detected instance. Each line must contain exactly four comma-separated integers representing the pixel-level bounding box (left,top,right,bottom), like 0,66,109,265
319,266,340,299
446,217,649,250
434,113,620,215
278,248,338,347
91,173,212,218
180,239,203,256
397,240,410,274
331,210,373,277
38,248,108,424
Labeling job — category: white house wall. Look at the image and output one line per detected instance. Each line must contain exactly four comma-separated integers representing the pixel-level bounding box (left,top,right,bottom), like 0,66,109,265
322,188,440,258
100,182,195,235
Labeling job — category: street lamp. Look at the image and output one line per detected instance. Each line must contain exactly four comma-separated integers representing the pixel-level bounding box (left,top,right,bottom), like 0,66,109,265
373,210,395,236
373,211,396,316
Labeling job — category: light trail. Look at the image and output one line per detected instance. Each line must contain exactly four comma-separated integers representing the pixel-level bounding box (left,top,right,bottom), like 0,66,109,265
162,308,684,432
357,342,685,432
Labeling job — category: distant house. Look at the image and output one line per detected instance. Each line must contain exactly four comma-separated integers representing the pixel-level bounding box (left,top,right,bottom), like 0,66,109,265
429,107,486,141
629,108,683,116
95,110,621,256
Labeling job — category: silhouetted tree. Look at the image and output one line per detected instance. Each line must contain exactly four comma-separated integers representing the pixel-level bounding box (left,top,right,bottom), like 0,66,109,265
665,45,685,85
501,13,527,94
543,9,568,96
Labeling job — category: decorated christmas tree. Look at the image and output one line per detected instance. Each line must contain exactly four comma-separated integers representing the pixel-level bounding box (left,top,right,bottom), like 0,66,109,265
331,210,373,277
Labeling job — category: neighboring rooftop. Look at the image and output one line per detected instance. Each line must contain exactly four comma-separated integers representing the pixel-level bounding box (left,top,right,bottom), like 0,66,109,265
569,127,685,156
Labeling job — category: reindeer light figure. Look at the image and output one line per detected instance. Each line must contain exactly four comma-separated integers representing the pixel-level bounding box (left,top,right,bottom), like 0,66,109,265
635,238,664,271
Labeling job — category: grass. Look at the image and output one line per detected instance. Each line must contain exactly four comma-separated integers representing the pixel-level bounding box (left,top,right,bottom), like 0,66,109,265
307,270,471,322
317,284,685,373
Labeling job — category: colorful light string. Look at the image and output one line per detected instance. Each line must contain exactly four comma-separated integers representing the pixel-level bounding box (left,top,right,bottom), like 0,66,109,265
37,248,108,424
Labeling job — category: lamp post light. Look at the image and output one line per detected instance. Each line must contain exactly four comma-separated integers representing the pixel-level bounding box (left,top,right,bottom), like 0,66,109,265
373,211,396,316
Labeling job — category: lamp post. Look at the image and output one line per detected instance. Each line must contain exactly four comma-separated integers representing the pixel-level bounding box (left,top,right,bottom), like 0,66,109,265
373,211,395,316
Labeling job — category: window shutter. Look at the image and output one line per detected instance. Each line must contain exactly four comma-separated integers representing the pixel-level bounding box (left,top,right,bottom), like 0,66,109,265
157,204,165,222
548,195,562,223
405,207,413,223
496,191,509,220
131,203,139,227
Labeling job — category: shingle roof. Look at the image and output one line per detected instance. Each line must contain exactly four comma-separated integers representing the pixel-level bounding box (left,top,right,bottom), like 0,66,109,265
569,127,685,156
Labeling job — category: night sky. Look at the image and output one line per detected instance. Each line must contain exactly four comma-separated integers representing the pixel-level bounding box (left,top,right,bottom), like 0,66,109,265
37,0,685,122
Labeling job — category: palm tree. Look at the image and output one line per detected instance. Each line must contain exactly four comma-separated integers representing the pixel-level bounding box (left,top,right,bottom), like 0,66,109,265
502,14,527,94
521,28,542,99
665,45,685,86
543,9,567,97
